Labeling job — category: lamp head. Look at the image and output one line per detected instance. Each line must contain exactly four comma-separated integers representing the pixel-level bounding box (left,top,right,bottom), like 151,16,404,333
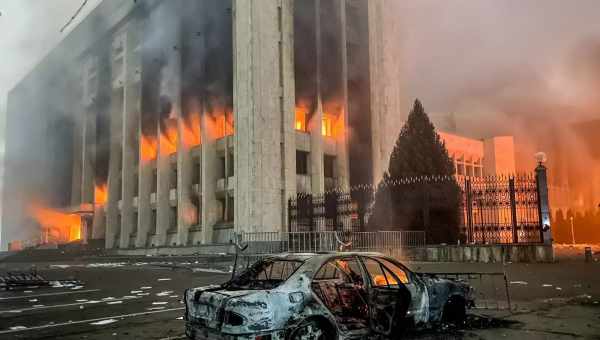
534,152,547,165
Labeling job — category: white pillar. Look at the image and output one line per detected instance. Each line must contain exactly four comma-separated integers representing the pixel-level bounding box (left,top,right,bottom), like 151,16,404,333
232,0,296,234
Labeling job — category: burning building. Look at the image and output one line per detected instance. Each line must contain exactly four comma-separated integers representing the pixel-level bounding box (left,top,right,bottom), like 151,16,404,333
1,0,404,250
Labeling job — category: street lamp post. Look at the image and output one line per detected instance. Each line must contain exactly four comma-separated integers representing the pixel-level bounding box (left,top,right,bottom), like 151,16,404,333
569,216,575,245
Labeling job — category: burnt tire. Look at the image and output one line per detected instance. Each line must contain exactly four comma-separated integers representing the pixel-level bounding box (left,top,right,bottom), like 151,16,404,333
442,297,467,327
288,319,333,340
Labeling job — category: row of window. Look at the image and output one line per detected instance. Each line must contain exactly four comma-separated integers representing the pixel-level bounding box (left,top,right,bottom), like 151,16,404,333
296,151,336,178
295,110,334,138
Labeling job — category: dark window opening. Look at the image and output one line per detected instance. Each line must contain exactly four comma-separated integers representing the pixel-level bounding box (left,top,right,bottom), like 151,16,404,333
324,155,335,178
192,156,200,185
227,152,234,177
170,167,177,189
218,157,226,179
296,150,309,175
224,259,304,290
227,195,234,222
170,206,177,230
152,168,158,193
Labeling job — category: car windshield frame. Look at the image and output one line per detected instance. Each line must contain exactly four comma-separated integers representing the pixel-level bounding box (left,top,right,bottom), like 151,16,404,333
223,258,305,290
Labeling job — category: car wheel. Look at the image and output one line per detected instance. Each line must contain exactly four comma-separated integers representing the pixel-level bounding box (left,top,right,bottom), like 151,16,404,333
442,296,466,327
288,319,331,340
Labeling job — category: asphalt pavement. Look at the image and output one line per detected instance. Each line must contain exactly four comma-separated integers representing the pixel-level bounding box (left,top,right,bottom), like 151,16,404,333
0,257,598,339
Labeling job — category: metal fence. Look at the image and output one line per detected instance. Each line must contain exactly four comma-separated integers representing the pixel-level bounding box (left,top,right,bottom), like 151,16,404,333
288,171,547,245
236,230,426,255
461,174,542,244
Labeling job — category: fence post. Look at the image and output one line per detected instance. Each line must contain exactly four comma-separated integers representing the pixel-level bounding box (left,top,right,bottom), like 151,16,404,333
309,194,314,232
509,177,519,243
287,198,292,233
535,164,552,244
466,179,473,243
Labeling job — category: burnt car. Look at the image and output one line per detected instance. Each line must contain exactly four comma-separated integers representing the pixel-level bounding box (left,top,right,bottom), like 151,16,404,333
184,252,474,339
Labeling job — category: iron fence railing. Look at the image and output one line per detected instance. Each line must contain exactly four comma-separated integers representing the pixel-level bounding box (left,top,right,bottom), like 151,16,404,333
288,171,548,245
235,230,426,255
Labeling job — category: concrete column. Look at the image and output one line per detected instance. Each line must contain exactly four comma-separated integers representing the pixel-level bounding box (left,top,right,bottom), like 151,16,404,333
233,0,296,233
367,0,404,186
105,85,124,249
310,99,325,193
311,0,325,194
156,3,182,247
70,81,83,207
201,113,217,244
281,0,297,228
81,111,96,205
156,133,171,247
335,0,350,191
119,24,141,249
136,159,154,247
176,114,194,246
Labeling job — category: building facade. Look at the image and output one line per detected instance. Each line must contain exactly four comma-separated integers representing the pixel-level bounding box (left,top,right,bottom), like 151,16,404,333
2,0,403,250
439,132,516,177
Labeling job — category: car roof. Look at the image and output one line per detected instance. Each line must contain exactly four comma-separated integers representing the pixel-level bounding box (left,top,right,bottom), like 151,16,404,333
261,251,390,262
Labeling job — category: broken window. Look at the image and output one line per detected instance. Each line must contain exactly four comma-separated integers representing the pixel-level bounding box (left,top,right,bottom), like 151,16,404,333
295,109,307,132
363,257,409,287
377,258,410,284
312,258,369,330
296,150,309,175
227,152,234,177
192,156,200,185
322,116,333,137
324,155,335,178
225,259,303,290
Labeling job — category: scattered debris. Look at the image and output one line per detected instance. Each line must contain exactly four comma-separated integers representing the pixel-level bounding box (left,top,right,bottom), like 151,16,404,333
510,281,528,285
90,319,118,326
152,302,168,305
542,284,553,287
191,268,231,274
158,278,172,281
156,291,174,297
1,270,82,291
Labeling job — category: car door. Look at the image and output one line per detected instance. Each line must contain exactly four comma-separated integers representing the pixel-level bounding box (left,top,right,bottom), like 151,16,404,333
311,257,370,332
360,256,412,337
376,257,430,325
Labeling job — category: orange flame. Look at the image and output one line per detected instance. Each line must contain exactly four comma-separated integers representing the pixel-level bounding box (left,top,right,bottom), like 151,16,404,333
214,111,234,138
160,119,178,155
182,112,201,148
295,108,307,132
29,204,81,243
95,183,107,205
140,135,158,162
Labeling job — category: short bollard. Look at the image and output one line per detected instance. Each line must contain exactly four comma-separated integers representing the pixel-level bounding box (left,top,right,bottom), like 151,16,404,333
584,247,593,263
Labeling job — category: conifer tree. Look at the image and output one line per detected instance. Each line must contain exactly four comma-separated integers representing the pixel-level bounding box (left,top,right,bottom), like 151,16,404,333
369,99,461,243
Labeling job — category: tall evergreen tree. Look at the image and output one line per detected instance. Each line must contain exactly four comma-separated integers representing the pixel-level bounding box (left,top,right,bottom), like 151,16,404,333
369,99,461,243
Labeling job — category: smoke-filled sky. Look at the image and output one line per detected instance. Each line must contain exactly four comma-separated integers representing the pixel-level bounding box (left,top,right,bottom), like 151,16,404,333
397,0,600,131
1,0,599,132
0,0,599,230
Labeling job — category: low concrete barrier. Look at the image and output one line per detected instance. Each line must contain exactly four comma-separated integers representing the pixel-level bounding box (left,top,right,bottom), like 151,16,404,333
112,243,236,256
402,243,554,263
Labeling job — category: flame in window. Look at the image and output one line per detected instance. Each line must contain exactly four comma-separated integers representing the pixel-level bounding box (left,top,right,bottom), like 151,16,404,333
295,108,307,132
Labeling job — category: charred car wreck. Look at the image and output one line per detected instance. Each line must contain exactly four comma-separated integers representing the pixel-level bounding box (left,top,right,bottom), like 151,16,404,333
184,253,474,339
